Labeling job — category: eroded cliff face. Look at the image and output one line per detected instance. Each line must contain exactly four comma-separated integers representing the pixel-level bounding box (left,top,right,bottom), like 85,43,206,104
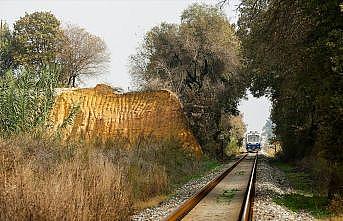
49,84,202,156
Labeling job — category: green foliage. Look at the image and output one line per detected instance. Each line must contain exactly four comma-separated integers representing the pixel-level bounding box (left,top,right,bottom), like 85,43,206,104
0,66,60,136
2,13,109,87
0,21,14,75
221,114,246,156
238,0,343,198
130,4,247,158
12,12,63,69
226,136,240,156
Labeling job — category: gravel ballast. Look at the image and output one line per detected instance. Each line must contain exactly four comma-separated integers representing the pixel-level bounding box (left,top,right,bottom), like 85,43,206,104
131,161,233,221
253,153,315,221
132,153,317,221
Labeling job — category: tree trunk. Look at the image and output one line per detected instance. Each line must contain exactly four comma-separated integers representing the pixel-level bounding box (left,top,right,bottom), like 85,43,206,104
72,76,76,87
67,75,73,87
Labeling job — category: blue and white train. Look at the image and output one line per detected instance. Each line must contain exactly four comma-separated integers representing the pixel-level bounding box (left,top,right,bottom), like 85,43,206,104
245,131,261,152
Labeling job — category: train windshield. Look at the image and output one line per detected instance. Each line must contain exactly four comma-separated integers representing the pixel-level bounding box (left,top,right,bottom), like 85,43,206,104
248,135,259,142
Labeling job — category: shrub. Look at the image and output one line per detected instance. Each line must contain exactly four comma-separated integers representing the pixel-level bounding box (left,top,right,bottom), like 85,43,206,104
225,136,240,157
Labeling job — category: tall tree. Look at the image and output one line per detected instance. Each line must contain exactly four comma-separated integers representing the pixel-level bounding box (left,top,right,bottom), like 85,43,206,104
0,21,14,75
261,118,274,143
130,4,247,157
58,24,110,87
238,0,343,198
12,12,63,70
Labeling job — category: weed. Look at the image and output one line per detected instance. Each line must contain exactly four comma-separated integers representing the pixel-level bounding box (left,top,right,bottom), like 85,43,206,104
217,188,239,203
234,171,245,176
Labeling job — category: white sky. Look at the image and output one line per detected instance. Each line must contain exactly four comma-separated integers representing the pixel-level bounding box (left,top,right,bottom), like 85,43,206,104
0,0,271,132
239,92,271,132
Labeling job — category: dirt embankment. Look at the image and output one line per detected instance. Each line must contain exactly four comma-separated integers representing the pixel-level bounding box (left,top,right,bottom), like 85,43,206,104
49,84,202,156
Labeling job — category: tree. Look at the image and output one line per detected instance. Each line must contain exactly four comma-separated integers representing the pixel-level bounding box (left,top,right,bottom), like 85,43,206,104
238,0,343,199
228,114,246,146
219,113,246,156
12,12,63,70
130,4,247,157
261,118,274,144
58,24,110,87
0,21,14,75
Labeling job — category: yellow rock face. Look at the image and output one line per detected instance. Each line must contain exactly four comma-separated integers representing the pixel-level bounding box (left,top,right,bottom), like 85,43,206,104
49,84,202,156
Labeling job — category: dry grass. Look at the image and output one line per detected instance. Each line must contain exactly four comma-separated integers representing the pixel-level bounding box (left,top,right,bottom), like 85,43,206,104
0,133,208,220
133,195,168,210
328,195,343,217
0,135,132,221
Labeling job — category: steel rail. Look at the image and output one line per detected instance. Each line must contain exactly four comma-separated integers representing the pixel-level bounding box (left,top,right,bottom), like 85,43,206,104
163,153,248,221
239,152,258,221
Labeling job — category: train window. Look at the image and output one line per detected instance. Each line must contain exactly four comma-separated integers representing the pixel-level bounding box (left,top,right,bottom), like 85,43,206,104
248,135,259,142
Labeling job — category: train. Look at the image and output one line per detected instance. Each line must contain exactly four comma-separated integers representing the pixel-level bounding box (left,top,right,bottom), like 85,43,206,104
245,131,261,152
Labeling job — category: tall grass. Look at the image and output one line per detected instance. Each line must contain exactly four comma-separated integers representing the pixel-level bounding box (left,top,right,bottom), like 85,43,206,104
0,134,212,220
0,134,132,220
0,66,59,136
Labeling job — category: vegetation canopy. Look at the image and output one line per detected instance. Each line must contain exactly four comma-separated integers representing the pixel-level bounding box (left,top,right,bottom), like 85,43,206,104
130,4,247,158
12,12,63,69
237,0,343,199
1,11,110,87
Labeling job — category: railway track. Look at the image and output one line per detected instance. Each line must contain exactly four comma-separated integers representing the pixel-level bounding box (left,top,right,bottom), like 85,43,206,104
163,152,258,221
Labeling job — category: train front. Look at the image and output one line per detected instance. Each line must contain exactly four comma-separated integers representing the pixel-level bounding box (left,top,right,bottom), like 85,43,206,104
245,131,261,152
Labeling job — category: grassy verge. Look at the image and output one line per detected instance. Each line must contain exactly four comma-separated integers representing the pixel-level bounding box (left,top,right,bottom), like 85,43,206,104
272,161,332,218
134,156,220,210
169,156,220,187
0,133,220,220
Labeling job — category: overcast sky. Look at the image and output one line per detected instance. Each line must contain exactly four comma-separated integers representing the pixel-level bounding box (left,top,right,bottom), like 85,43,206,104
0,0,271,132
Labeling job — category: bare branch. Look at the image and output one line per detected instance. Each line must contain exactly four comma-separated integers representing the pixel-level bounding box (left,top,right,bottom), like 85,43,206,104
58,24,110,87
